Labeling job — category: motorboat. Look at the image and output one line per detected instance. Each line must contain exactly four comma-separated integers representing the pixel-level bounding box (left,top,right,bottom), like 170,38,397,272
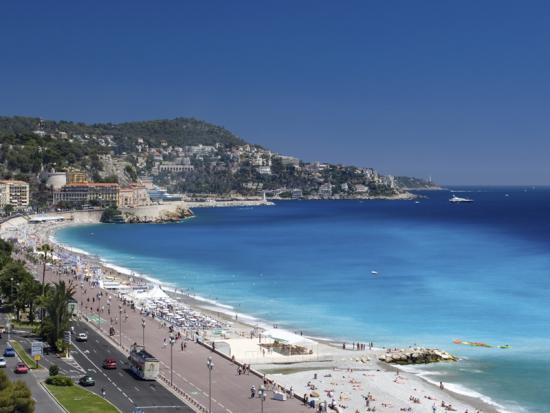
449,195,473,203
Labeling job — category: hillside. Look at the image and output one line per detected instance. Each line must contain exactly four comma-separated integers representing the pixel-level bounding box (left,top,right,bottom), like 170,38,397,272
0,115,438,208
0,116,246,148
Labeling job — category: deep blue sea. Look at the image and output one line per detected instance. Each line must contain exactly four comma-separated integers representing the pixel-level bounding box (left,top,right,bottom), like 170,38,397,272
56,188,550,413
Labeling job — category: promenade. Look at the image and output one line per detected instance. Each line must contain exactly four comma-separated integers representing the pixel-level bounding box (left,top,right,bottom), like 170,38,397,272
35,262,314,413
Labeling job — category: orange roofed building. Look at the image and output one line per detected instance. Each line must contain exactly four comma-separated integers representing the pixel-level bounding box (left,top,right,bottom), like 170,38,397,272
53,182,120,207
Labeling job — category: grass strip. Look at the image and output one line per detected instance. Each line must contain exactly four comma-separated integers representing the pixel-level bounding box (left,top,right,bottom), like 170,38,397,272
10,340,42,369
45,384,120,413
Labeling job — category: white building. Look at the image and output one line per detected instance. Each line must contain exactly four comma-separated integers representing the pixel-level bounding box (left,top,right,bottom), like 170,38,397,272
318,183,332,198
0,180,30,208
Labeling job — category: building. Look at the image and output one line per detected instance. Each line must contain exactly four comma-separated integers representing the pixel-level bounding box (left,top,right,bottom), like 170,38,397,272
0,180,30,208
45,171,67,190
318,183,332,198
53,183,119,207
279,155,300,167
257,166,272,175
354,184,369,194
159,162,194,173
119,185,151,208
291,189,303,200
66,169,87,184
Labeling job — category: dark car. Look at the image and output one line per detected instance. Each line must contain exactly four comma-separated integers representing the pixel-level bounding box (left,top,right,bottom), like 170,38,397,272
103,358,117,369
79,375,95,386
14,363,29,374
3,347,15,357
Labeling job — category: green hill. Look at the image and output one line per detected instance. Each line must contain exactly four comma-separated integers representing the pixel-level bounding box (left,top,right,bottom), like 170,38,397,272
0,116,246,147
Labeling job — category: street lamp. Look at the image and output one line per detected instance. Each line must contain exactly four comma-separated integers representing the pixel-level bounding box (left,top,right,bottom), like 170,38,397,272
97,292,102,331
118,304,122,348
169,334,175,386
141,318,146,347
10,277,13,310
259,384,266,413
207,356,214,413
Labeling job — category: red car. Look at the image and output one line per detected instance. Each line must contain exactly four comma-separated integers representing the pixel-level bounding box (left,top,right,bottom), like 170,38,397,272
103,358,117,369
14,363,29,374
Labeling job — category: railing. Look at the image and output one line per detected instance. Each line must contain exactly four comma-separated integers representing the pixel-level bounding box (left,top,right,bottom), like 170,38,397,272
158,373,208,413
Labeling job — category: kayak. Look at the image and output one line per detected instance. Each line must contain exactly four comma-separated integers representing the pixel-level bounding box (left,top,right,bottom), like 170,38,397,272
453,339,511,349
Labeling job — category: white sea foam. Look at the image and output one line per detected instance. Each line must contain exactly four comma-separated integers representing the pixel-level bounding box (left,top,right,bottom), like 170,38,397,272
399,365,519,413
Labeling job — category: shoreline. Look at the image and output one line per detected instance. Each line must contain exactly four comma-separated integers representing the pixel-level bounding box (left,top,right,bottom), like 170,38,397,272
1,211,508,413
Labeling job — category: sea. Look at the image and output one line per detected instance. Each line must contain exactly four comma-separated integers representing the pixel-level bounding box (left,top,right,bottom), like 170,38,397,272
55,187,550,413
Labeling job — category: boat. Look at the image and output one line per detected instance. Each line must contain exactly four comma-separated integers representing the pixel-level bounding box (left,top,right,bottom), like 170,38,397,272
371,270,378,276
449,195,474,203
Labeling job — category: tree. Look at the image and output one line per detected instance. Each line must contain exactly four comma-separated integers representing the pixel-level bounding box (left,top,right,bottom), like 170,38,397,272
16,278,42,323
42,281,75,348
37,244,53,313
0,240,12,269
12,380,35,413
0,261,33,314
0,371,34,413
3,204,14,216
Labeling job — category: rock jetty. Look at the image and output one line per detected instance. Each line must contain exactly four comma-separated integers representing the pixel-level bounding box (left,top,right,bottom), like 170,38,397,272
378,348,457,365
123,206,193,223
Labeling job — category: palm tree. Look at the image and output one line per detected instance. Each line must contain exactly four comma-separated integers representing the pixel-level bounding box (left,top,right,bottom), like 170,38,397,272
37,243,53,325
37,244,53,296
42,281,75,349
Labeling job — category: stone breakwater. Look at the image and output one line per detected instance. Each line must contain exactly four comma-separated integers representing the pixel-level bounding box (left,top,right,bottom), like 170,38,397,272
122,204,193,223
379,348,458,365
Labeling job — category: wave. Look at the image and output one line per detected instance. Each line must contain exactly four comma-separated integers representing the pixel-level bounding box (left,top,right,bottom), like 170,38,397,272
399,365,521,413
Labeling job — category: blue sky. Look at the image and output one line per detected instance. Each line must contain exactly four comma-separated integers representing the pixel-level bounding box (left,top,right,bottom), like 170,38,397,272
1,1,549,185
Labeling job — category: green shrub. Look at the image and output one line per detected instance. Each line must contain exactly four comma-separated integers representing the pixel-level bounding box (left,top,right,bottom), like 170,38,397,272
45,375,73,386
49,364,59,377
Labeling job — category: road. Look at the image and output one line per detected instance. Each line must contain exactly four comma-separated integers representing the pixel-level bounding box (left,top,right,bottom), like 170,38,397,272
0,312,63,413
70,320,193,413
1,311,193,413
28,254,314,413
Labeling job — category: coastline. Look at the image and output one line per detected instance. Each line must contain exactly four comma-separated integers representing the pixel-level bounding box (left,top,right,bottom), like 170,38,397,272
1,210,509,413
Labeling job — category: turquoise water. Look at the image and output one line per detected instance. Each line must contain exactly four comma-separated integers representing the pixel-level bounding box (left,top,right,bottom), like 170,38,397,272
56,188,550,412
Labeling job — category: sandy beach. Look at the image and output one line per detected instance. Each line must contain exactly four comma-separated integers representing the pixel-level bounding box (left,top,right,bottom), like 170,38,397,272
0,211,506,413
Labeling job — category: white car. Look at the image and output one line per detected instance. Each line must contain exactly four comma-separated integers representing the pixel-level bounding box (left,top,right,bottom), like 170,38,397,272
0,357,6,367
76,333,88,342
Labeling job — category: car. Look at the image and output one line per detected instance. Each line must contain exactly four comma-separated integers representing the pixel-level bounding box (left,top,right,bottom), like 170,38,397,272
14,363,28,374
76,332,88,342
0,357,6,368
103,358,117,369
78,375,95,386
3,347,15,357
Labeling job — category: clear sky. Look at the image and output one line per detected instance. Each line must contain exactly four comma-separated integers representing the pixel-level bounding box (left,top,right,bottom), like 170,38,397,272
1,1,549,185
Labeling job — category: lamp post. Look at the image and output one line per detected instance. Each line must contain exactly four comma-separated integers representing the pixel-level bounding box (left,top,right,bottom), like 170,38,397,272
118,304,122,348
80,282,84,316
259,384,266,413
169,334,175,386
207,356,214,413
10,277,14,309
97,292,102,331
141,318,146,347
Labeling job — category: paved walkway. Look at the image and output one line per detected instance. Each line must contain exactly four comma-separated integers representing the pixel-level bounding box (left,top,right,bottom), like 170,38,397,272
32,262,314,413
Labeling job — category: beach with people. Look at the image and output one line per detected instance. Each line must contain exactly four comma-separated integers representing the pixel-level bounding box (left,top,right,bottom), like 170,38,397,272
0,209,509,413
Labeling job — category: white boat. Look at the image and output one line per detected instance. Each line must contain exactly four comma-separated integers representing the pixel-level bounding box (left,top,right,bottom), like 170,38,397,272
371,270,379,276
449,195,474,203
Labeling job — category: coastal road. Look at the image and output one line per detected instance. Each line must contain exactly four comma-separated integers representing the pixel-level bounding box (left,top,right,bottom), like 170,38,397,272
70,320,193,413
0,313,64,413
31,255,314,413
